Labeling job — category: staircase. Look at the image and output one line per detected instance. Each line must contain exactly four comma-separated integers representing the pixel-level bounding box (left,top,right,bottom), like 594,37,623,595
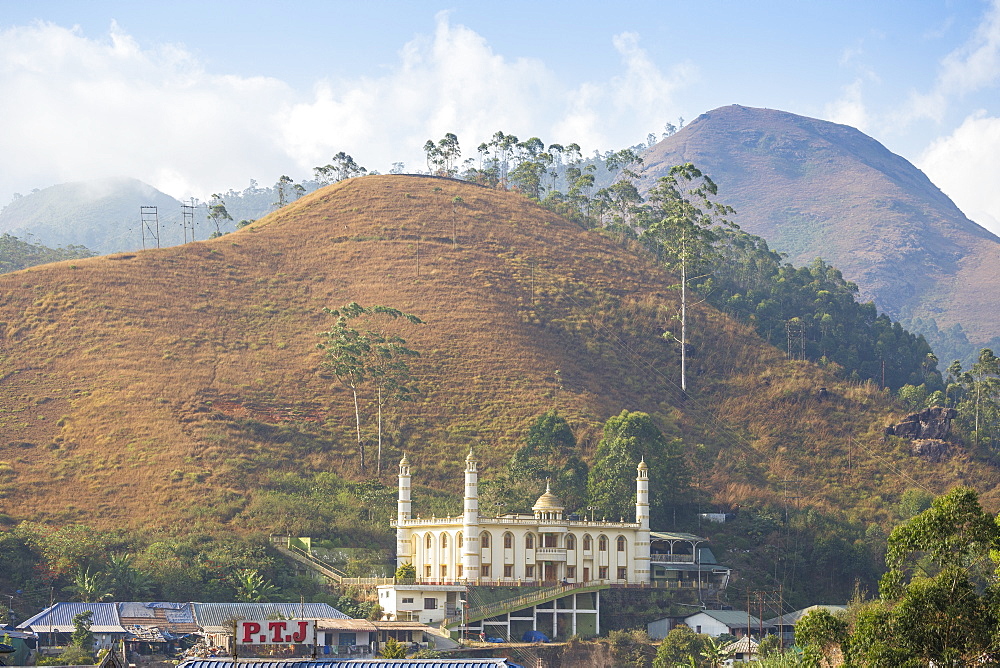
270,536,394,587
441,581,610,629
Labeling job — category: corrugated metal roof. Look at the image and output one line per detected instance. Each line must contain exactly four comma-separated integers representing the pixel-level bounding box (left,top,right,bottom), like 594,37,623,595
686,609,767,628
18,603,127,634
192,603,347,630
179,660,522,668
764,604,847,626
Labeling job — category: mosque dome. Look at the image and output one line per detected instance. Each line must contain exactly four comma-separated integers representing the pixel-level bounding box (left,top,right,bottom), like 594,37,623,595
532,481,565,512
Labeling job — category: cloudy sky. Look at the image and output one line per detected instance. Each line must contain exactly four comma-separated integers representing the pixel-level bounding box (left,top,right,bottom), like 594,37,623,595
2,1,1000,235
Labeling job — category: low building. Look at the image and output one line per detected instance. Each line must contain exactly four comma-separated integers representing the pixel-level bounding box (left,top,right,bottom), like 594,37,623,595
192,603,347,652
722,636,759,664
682,610,770,638
18,602,128,652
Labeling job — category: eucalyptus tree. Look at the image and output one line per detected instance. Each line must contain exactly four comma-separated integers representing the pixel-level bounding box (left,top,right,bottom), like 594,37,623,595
639,163,737,391
207,193,233,237
318,303,423,472
273,175,293,209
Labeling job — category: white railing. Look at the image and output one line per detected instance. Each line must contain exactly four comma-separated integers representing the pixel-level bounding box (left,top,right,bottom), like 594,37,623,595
650,554,695,563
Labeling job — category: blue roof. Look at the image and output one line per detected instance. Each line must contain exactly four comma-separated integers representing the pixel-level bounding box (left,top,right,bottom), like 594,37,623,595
18,603,125,633
179,661,523,668
192,603,348,629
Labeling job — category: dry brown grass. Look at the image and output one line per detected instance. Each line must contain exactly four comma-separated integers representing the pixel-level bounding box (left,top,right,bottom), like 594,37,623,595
0,175,993,532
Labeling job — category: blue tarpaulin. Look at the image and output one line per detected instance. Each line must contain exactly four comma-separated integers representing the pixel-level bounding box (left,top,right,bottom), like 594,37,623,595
520,630,549,643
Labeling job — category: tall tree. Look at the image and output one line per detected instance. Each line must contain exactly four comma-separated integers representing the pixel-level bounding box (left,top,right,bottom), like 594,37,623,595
848,487,1000,666
639,164,736,391
318,303,423,472
207,193,233,238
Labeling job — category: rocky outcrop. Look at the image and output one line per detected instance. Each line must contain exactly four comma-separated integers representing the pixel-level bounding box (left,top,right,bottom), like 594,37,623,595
887,406,957,440
911,439,953,462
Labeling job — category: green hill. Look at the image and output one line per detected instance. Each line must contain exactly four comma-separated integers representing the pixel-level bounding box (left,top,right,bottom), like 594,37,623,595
640,105,1000,364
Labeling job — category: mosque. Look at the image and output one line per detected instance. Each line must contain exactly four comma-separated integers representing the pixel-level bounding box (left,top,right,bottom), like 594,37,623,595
378,450,730,640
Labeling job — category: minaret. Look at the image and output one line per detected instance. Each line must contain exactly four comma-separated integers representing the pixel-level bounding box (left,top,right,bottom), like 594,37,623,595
396,454,412,568
462,449,481,582
635,458,651,583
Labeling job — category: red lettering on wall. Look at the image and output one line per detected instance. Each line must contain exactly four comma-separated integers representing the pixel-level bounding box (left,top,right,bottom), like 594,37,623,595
240,623,261,644
291,621,309,643
269,621,288,642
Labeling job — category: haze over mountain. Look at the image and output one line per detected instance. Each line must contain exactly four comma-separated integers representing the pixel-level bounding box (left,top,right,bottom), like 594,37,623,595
641,105,1000,363
0,178,212,254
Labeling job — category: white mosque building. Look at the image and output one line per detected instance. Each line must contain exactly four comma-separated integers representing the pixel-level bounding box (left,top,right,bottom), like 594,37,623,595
378,450,729,640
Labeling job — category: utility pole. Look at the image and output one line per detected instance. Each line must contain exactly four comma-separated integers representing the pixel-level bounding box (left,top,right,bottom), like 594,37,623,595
140,206,159,249
182,199,196,243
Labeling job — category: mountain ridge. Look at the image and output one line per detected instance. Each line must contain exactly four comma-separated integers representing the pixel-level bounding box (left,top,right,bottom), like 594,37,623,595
640,105,1000,351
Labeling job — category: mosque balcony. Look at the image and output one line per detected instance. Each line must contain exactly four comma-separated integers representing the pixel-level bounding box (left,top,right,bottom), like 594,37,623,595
650,553,696,563
535,548,567,561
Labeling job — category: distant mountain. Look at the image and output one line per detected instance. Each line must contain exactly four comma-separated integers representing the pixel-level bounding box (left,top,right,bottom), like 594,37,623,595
0,178,230,254
640,105,1000,364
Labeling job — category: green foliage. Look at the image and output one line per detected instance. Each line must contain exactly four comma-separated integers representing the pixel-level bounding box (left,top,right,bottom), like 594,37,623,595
587,410,689,526
488,410,589,513
65,567,112,602
48,645,94,665
699,636,733,668
394,562,416,582
0,233,95,273
896,488,933,519
71,610,94,649
380,637,407,659
756,633,783,659
653,625,708,668
317,302,424,472
946,349,1000,453
230,568,280,602
845,487,1000,666
607,629,655,668
794,608,847,665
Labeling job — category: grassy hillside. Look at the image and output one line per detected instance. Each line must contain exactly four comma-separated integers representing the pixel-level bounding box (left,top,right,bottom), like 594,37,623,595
640,105,1000,358
0,175,995,541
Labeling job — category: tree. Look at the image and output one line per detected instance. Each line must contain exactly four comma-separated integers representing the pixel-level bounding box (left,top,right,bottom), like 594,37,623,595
653,625,707,668
71,610,94,649
230,568,279,602
380,637,407,658
64,567,112,602
106,553,152,600
315,152,367,184
639,164,736,392
273,175,294,209
699,636,732,668
318,303,423,472
847,487,1000,666
587,410,689,526
794,608,848,666
394,562,416,583
207,194,233,238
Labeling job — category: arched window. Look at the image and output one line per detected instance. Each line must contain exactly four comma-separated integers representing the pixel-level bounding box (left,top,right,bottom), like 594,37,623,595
441,533,449,548
411,535,418,556
525,533,535,549
598,535,608,552
481,532,491,548
457,532,464,548
583,534,592,551
566,534,576,551
617,536,627,552
504,532,514,549
426,534,433,550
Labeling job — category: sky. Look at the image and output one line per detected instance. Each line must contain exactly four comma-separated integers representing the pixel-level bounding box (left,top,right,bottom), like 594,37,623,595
2,1,1000,234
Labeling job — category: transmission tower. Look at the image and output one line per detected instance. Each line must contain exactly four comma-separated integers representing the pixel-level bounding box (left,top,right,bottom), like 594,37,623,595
181,199,196,243
785,319,805,360
140,206,160,249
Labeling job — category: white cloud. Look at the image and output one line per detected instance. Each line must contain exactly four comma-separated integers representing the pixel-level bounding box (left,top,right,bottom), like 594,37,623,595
901,0,1000,123
0,21,296,200
825,79,871,132
918,110,1000,237
0,15,693,203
